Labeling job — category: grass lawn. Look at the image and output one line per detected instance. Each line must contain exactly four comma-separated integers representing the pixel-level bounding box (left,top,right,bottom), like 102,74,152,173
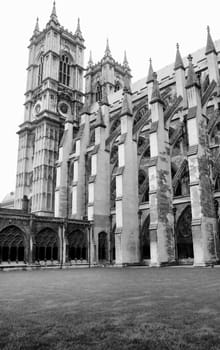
1,267,220,350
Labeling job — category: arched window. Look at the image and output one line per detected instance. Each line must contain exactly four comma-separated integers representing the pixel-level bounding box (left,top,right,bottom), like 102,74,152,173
96,82,102,102
114,81,120,92
59,55,70,86
38,56,44,85
210,122,220,146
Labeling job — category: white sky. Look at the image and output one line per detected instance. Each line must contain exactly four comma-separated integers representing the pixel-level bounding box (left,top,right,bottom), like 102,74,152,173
0,0,219,202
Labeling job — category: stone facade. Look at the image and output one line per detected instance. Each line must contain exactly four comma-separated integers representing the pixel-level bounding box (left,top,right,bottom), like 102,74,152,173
2,4,220,268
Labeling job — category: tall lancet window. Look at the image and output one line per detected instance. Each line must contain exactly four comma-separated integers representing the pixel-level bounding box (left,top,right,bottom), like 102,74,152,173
96,82,102,102
38,56,44,85
59,55,70,86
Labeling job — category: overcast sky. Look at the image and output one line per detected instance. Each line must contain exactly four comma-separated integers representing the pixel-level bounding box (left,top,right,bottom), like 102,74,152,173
0,0,219,202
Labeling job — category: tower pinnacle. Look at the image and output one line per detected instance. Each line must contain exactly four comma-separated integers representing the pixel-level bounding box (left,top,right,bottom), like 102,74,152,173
120,72,133,117
147,58,154,83
74,18,83,40
150,72,164,105
87,51,93,67
123,51,130,71
185,54,200,89
49,1,59,25
205,25,217,55
33,17,40,36
174,43,184,70
104,38,112,57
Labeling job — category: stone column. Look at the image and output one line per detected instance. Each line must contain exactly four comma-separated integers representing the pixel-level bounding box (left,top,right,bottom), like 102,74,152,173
148,73,175,266
87,104,110,263
115,83,140,265
71,107,90,219
186,55,218,266
55,103,73,218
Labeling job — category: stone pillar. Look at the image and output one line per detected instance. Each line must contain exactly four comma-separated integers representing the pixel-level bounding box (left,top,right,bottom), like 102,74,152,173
186,55,218,266
71,109,90,219
58,224,65,266
115,86,140,265
87,104,110,263
55,103,73,217
149,73,175,266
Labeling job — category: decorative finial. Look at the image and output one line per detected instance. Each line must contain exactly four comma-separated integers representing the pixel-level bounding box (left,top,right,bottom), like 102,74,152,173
49,0,59,24
185,54,200,89
174,43,184,71
147,58,154,83
123,50,130,71
33,17,40,35
75,18,83,40
88,50,93,66
104,38,111,57
187,54,192,62
150,71,164,105
205,25,217,55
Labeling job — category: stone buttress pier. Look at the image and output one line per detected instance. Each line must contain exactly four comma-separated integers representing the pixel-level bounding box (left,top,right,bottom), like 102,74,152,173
87,102,110,264
70,103,90,219
185,54,218,266
115,76,140,265
148,73,175,266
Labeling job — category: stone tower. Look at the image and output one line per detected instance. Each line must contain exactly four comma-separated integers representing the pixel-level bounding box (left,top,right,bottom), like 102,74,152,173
84,41,131,105
14,2,85,216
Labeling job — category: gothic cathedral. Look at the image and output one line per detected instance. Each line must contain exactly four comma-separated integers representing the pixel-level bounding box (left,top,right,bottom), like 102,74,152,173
0,2,220,268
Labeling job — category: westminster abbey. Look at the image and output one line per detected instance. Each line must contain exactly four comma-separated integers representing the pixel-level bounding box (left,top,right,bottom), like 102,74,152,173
0,2,220,268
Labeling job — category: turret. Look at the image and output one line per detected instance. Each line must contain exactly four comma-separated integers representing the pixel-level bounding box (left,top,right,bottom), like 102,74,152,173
174,43,187,107
205,26,220,86
147,58,154,108
185,54,201,108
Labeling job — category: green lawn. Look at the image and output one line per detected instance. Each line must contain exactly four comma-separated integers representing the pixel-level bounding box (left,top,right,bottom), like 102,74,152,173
1,267,220,350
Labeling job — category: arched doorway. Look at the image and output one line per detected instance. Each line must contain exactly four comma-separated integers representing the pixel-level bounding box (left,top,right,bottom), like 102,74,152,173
35,228,58,263
0,225,26,263
141,216,150,260
176,206,194,261
66,230,87,261
98,232,108,261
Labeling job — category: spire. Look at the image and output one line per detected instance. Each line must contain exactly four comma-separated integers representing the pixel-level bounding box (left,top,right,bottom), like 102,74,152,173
75,18,83,40
87,51,93,67
147,58,154,83
120,73,133,117
104,38,112,57
205,25,217,55
174,43,184,71
95,103,106,128
123,50,130,70
150,72,164,105
50,1,59,24
33,17,40,36
185,54,200,89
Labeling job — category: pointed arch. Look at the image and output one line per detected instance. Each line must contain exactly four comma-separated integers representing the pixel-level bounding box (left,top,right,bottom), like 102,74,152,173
0,225,26,263
98,231,108,261
172,159,190,197
141,215,150,260
66,229,87,261
176,206,193,260
35,227,58,262
59,54,71,86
